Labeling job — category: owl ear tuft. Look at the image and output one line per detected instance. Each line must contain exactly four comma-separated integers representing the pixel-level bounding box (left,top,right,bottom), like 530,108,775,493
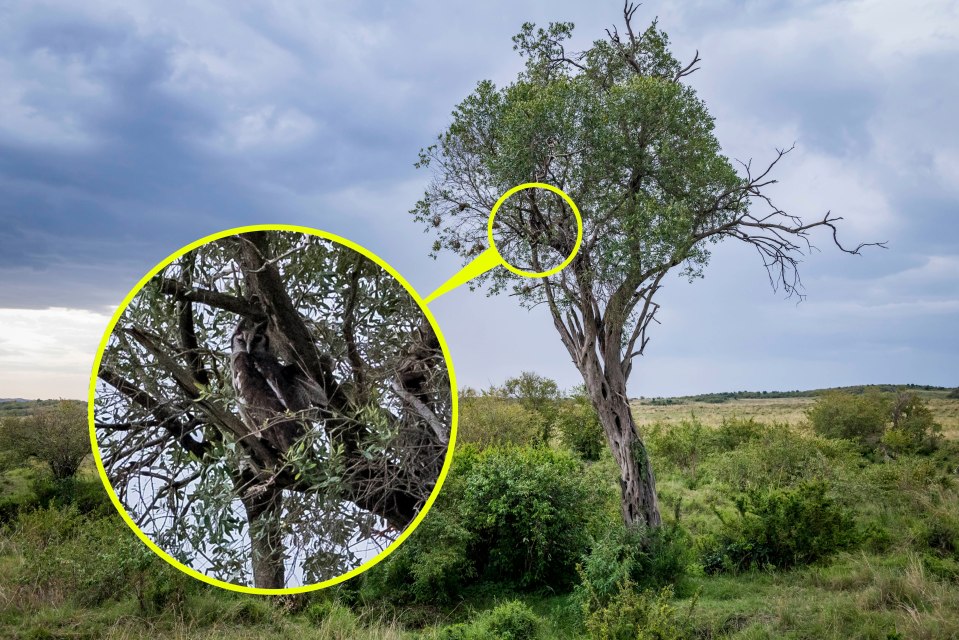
233,317,252,336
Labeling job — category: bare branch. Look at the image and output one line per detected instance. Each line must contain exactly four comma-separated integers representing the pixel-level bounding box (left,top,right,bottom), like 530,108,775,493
157,277,265,320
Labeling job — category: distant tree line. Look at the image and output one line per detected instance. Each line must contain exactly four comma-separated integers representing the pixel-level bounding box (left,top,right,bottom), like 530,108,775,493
641,384,953,405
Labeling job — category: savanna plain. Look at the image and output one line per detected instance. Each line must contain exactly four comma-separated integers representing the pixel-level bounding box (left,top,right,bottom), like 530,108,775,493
1,382,958,639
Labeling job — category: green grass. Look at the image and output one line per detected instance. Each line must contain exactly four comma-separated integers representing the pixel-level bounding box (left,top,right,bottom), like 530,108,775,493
2,389,958,638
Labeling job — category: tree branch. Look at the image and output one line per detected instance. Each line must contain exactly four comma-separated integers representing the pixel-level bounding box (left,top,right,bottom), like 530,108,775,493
158,277,265,320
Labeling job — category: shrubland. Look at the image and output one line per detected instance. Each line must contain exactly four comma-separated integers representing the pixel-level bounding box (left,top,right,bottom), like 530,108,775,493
1,385,957,638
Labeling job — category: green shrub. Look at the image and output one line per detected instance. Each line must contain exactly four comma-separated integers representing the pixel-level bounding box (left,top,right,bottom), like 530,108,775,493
0,491,44,524
915,516,959,558
363,445,598,600
483,600,541,639
581,582,693,640
436,601,541,640
360,507,474,605
10,506,194,611
556,388,605,460
808,391,889,449
304,598,338,623
575,525,688,609
883,392,942,454
458,396,543,448
458,446,593,589
702,481,856,574
499,372,562,444
31,475,112,516
437,622,474,640
227,597,273,624
646,417,771,486
712,417,769,451
701,428,858,491
645,416,714,485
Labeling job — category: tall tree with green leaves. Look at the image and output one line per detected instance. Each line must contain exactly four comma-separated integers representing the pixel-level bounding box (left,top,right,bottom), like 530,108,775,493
412,5,882,527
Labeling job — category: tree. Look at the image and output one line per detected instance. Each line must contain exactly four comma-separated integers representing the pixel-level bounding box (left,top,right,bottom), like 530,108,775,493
499,371,562,443
412,5,882,527
807,391,890,449
94,231,451,588
884,391,941,453
0,400,89,480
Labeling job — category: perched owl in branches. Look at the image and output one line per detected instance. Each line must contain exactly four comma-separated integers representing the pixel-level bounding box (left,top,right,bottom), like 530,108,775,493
230,318,329,456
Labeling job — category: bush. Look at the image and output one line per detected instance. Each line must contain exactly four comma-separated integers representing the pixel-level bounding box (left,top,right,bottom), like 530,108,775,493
581,582,693,640
360,508,474,605
575,525,688,609
556,387,605,461
883,392,942,454
702,481,856,574
808,391,889,449
457,446,594,589
436,600,541,640
701,428,858,491
499,372,562,444
483,600,541,640
31,475,112,516
10,506,193,611
645,416,709,485
646,417,771,486
915,516,959,558
362,445,599,601
712,417,769,452
304,598,338,623
458,395,543,448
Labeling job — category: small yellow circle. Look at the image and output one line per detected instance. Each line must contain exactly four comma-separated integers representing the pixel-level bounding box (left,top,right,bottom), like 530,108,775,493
87,224,458,595
486,182,583,278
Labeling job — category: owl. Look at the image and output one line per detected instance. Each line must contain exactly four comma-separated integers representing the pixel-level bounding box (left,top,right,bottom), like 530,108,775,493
230,319,328,456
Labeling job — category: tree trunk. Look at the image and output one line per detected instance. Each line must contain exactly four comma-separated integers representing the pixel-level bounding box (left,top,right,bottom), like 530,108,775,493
580,354,662,528
240,487,285,589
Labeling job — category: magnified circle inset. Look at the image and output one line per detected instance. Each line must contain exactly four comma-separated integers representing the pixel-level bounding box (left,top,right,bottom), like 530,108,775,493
486,182,583,278
89,225,457,594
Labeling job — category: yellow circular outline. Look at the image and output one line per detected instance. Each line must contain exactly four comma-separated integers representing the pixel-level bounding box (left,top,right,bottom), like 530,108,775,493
87,223,458,596
486,182,583,278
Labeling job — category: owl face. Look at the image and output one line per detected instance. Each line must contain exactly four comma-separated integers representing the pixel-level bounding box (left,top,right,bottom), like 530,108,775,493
231,320,270,354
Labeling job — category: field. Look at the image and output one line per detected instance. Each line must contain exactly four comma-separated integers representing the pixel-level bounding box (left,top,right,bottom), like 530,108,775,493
633,390,959,437
1,387,958,639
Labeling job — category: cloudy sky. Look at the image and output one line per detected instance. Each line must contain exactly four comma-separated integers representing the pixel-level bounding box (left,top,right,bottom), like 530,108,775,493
0,0,956,399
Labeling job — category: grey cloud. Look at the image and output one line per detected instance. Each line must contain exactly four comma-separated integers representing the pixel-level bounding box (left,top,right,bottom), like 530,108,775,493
0,0,955,396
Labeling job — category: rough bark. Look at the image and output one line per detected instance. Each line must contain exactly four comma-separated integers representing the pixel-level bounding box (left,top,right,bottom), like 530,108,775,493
240,484,286,589
578,347,661,528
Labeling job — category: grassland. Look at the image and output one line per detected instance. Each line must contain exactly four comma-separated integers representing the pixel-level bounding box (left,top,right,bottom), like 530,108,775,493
634,388,959,438
1,387,957,639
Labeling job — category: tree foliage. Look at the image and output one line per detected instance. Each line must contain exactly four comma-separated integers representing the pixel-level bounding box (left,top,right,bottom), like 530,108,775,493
0,400,89,480
412,4,881,528
498,371,561,443
808,390,941,454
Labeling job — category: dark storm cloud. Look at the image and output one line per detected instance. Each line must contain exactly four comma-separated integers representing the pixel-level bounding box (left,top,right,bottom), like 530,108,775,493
0,1,547,307
0,0,956,397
